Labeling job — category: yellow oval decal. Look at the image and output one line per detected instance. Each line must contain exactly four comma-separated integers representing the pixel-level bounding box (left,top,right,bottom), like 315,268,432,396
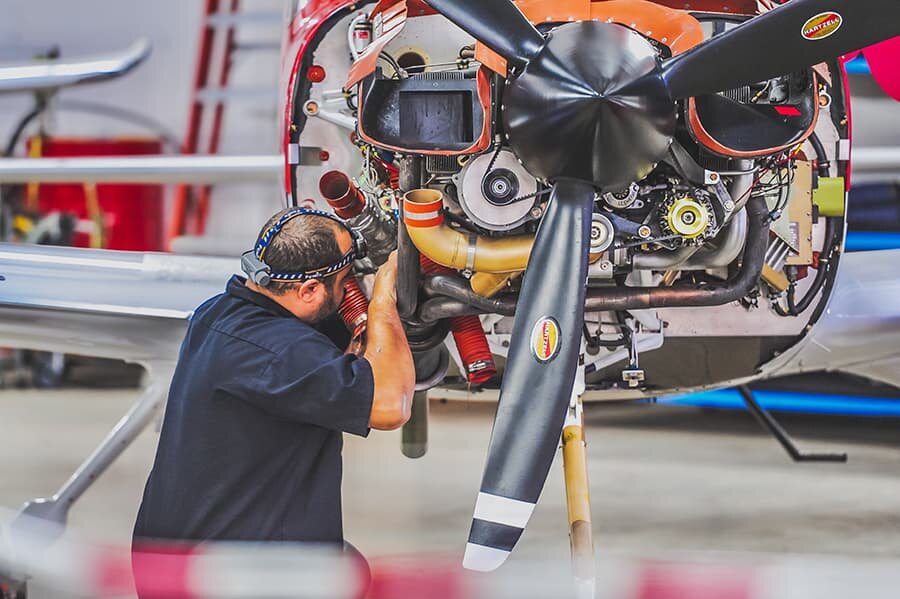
802,12,843,41
531,317,560,363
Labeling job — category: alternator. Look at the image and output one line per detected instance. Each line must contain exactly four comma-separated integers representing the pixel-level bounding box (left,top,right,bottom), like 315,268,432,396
454,149,538,231
659,192,717,245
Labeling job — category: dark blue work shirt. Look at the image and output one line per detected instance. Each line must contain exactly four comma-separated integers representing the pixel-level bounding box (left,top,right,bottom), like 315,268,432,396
133,275,374,544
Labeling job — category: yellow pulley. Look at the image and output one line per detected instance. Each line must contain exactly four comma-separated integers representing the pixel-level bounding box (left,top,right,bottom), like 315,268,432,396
666,196,710,239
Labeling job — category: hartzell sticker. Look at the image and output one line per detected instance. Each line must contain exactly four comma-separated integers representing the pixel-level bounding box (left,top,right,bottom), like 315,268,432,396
530,317,561,363
802,12,843,41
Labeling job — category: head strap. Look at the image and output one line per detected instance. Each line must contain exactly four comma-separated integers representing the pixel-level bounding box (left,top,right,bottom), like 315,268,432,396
241,207,366,287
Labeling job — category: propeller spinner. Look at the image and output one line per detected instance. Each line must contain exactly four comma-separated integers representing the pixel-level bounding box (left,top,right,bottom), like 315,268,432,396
422,0,900,572
503,20,676,191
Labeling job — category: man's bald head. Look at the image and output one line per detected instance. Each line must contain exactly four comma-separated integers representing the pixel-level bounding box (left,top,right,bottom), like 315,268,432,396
255,208,347,296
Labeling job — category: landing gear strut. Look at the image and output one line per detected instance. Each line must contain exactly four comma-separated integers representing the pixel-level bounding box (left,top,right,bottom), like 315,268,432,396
561,348,595,598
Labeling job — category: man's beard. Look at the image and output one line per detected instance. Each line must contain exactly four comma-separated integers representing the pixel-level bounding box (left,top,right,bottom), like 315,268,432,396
311,285,340,323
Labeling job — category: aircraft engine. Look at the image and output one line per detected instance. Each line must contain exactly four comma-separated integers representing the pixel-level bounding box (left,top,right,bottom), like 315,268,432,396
281,0,900,573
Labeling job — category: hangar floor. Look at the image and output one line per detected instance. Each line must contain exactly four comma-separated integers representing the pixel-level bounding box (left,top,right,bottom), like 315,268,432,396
1,388,899,586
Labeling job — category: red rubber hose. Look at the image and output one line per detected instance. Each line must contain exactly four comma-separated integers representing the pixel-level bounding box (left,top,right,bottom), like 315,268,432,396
338,277,369,338
420,256,497,384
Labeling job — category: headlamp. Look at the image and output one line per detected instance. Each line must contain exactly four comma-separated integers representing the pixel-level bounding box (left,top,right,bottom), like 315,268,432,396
241,207,367,287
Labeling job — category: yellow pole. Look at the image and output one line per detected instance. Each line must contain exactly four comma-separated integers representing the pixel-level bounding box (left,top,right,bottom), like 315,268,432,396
562,394,595,598
25,135,43,211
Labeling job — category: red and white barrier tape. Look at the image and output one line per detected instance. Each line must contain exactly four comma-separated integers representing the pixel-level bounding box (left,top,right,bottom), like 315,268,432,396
3,511,900,598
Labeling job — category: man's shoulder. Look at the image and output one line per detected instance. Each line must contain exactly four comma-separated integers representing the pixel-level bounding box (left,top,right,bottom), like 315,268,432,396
191,292,328,357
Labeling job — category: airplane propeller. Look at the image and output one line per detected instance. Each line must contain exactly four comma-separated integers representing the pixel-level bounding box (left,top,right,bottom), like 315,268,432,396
422,0,900,570
464,180,593,571
661,0,900,99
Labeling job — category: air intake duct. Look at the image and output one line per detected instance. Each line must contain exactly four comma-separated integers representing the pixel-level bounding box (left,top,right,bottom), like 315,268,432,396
320,170,397,266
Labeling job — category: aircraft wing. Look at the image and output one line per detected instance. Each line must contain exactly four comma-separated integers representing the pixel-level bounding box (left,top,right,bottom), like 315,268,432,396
0,38,150,94
0,243,235,363
772,248,900,388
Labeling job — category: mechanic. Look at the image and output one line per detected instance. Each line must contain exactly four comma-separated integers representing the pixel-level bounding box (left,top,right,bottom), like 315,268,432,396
132,207,415,569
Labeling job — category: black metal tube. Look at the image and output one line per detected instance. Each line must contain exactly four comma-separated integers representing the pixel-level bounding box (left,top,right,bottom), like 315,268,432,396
582,195,769,311
401,390,429,459
738,386,847,463
396,156,422,320
416,195,770,319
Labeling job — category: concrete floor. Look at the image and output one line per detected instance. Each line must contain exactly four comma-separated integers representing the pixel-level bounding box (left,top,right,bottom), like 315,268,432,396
1,388,899,584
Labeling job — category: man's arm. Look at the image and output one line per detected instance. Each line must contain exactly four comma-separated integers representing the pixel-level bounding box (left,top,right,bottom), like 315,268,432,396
364,252,416,430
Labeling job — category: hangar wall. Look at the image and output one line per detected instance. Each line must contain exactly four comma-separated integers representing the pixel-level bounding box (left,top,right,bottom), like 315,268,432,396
0,0,285,251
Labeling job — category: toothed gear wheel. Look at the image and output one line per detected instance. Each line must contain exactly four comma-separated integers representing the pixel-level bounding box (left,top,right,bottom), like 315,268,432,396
659,193,716,245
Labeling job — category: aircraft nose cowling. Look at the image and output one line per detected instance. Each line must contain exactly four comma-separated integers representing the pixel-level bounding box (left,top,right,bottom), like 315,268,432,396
503,20,676,190
863,37,900,102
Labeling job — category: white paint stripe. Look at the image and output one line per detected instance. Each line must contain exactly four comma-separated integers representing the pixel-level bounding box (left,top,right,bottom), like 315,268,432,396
473,492,535,529
404,210,441,221
462,543,510,572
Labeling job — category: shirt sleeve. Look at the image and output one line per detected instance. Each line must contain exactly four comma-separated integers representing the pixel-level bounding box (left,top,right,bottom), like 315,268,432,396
239,331,375,436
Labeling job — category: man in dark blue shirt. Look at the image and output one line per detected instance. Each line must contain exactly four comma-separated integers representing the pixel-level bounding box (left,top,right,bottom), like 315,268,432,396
132,208,414,553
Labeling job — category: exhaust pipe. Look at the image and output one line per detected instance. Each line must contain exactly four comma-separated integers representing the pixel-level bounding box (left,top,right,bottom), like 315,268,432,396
418,196,770,318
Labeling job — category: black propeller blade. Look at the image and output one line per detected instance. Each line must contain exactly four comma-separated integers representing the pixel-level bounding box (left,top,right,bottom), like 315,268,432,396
422,0,545,70
463,181,594,571
663,0,900,99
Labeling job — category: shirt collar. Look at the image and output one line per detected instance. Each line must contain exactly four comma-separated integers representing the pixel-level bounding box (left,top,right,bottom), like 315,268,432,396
226,275,295,319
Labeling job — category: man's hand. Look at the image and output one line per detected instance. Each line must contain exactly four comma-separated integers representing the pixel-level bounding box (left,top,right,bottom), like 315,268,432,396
371,250,398,305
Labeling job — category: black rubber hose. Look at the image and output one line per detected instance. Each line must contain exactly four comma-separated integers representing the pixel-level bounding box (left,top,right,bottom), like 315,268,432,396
787,217,839,315
582,194,769,311
583,323,627,349
780,132,837,315
4,104,43,157
808,132,830,178
57,99,180,151
421,274,516,317
419,297,483,323
397,156,422,320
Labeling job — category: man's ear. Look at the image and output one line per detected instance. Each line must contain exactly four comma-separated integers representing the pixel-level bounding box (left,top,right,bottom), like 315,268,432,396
296,279,323,303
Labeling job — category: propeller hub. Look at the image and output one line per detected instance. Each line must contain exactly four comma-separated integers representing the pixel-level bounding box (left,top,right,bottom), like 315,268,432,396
503,21,676,190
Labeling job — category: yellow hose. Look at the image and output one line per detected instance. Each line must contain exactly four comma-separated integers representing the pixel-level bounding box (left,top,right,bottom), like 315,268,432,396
403,189,533,274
